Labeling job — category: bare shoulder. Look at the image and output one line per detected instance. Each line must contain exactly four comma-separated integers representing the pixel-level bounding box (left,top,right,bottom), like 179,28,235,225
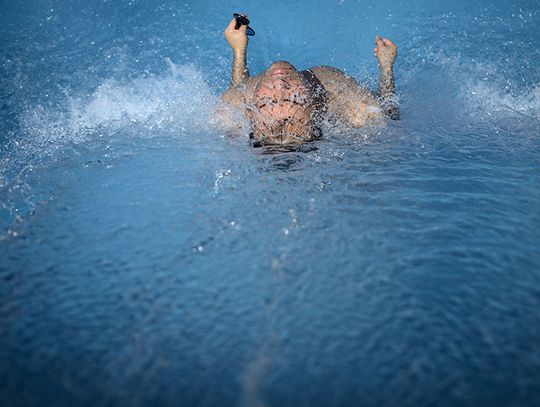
307,66,382,127
308,65,351,82
308,66,374,100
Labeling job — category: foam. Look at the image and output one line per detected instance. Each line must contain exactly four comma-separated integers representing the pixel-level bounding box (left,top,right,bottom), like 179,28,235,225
1,62,225,232
8,61,222,185
465,81,540,119
399,49,540,126
436,54,540,120
20,60,220,145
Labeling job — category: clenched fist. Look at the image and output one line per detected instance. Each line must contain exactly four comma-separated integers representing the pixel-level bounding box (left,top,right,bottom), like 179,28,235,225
224,16,248,52
374,36,397,71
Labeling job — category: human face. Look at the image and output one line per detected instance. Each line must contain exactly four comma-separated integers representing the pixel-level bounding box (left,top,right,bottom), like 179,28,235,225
248,62,319,145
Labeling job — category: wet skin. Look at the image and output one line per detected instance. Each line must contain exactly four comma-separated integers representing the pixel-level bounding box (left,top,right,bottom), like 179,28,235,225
246,62,326,144
220,17,399,145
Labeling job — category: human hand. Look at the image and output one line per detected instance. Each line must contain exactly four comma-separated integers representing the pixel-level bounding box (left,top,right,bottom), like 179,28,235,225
374,36,397,71
224,16,248,52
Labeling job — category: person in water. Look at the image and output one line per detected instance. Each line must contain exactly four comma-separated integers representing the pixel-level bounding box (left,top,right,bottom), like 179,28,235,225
220,15,399,146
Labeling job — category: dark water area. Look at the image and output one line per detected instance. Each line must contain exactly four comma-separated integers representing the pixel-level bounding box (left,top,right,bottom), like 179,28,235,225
1,1,540,406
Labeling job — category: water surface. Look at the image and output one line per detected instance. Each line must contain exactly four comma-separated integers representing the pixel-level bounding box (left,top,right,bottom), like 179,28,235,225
1,1,540,406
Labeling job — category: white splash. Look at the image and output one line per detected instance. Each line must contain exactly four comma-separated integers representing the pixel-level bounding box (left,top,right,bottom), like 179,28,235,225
465,81,540,119
20,60,221,144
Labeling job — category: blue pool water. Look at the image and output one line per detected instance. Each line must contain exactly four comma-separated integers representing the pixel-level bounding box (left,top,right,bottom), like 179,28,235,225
1,1,540,406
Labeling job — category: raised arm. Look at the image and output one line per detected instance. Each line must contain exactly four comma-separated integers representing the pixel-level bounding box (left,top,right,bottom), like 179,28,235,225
224,16,250,88
216,16,253,132
374,36,400,120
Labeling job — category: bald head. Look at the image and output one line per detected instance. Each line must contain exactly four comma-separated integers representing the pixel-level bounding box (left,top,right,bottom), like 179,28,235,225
248,61,325,145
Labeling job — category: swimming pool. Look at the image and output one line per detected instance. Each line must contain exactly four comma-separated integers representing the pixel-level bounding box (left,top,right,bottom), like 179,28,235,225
1,0,539,405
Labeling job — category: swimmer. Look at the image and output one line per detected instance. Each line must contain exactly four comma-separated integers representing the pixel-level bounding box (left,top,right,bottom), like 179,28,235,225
219,14,399,146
